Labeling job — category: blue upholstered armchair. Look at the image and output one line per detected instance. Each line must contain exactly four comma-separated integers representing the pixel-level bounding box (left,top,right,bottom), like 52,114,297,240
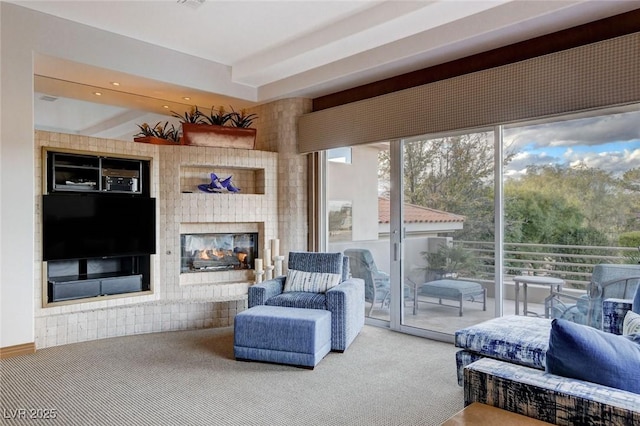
545,264,640,332
248,251,365,352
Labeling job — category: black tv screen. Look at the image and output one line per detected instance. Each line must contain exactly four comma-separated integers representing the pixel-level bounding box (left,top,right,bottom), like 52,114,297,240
43,194,156,261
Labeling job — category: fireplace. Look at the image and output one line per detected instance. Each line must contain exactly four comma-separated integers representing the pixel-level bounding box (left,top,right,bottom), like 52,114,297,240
180,233,258,273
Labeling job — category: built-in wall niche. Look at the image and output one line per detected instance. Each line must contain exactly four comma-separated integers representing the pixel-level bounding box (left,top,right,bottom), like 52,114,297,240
180,166,265,195
46,150,150,196
46,256,151,304
42,148,156,306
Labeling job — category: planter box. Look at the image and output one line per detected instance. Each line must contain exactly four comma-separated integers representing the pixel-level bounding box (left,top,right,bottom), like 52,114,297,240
181,123,256,149
134,136,181,145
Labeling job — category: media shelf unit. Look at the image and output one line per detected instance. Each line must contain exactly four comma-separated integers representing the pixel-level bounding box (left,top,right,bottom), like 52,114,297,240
42,149,155,306
47,150,150,196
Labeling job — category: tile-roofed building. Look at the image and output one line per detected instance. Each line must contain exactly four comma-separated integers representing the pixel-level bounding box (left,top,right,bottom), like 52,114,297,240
378,197,465,236
378,197,465,224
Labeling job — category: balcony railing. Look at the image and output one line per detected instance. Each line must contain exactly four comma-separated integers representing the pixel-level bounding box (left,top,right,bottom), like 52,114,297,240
455,240,640,290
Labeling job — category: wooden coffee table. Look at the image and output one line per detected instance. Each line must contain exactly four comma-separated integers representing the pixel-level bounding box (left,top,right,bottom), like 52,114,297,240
442,403,552,425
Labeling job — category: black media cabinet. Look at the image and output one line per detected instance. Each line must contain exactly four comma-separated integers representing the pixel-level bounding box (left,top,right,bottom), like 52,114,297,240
43,149,155,305
47,256,150,303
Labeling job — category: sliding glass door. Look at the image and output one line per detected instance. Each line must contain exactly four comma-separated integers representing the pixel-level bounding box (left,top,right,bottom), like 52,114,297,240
326,131,498,334
398,131,497,336
327,143,392,324
322,103,639,340
501,107,640,319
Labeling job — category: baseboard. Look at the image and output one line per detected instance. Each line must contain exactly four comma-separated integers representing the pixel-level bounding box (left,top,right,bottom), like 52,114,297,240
0,342,36,359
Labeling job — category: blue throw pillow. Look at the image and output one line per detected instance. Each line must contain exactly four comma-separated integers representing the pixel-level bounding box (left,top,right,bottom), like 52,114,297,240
633,285,640,314
546,319,640,394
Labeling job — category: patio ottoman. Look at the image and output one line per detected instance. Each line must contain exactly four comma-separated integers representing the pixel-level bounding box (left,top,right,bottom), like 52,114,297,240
417,279,486,316
234,305,331,369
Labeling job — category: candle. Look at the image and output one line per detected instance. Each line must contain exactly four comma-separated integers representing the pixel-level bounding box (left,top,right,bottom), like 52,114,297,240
265,265,274,281
254,258,263,272
271,239,280,258
274,256,284,277
264,248,271,266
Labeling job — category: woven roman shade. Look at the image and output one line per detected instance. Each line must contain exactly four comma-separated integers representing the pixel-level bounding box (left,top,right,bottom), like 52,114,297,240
298,32,640,153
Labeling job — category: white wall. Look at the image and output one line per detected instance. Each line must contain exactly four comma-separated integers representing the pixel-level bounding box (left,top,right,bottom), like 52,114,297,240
1,3,37,348
327,145,379,241
0,3,259,348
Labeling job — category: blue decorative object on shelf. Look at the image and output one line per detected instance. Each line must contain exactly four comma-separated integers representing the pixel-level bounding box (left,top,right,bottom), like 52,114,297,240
220,176,241,193
198,172,240,193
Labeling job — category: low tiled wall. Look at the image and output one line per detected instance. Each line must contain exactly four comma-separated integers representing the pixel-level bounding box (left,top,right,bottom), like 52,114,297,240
35,299,247,348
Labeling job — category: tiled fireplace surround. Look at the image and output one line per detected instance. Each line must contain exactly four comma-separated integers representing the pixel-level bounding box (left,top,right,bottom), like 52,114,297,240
33,99,310,349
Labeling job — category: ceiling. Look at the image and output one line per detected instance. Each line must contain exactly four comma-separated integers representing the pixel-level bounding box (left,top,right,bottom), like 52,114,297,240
16,0,640,140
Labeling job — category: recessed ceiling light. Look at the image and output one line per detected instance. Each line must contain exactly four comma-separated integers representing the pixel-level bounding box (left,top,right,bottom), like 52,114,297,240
177,0,205,9
93,92,102,96
182,96,191,101
111,82,120,86
163,105,170,109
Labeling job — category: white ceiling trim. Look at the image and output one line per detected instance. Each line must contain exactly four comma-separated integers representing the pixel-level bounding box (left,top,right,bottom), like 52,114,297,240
255,0,588,100
232,1,434,85
8,0,640,139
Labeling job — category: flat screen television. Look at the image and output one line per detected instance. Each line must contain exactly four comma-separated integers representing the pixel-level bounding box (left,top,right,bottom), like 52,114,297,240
43,194,156,261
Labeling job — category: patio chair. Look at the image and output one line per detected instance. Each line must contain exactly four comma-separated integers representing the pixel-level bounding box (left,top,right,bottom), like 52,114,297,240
344,248,391,316
545,264,640,330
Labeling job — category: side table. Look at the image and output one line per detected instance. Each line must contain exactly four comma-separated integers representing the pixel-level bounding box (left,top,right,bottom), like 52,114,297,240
513,275,564,317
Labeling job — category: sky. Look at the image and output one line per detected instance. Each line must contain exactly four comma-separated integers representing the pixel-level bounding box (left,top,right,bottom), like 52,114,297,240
502,108,640,180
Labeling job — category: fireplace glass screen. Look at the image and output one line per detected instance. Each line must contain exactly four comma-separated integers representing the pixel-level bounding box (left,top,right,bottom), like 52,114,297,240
180,233,258,273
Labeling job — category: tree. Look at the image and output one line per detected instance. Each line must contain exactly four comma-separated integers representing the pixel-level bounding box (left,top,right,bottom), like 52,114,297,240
507,164,639,245
421,244,478,279
504,188,586,244
619,231,640,264
379,132,506,241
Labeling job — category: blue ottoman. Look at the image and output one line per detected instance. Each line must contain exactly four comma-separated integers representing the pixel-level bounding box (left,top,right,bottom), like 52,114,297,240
234,305,331,369
416,279,486,316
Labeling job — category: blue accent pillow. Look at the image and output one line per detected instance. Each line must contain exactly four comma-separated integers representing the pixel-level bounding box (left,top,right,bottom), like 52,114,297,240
546,319,640,394
633,284,640,314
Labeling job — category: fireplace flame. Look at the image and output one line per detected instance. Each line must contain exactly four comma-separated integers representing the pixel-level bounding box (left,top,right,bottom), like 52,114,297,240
199,250,210,260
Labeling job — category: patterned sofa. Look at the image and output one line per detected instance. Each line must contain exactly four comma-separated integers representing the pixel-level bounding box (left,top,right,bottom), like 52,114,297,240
456,298,640,425
464,358,640,425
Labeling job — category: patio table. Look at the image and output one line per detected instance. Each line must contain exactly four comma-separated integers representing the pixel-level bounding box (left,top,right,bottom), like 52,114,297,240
513,275,564,317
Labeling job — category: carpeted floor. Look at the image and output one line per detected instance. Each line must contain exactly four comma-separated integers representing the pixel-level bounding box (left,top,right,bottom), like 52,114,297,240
0,325,463,425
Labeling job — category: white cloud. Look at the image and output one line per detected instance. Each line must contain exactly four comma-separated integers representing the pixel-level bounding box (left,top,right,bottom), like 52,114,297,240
504,110,640,150
566,148,640,175
504,150,563,180
502,109,640,179
505,147,640,179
